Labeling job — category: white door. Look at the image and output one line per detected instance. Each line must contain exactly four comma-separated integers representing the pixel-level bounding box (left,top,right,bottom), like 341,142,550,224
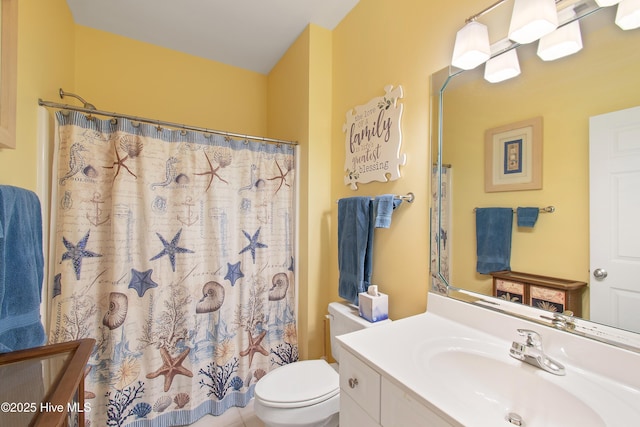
589,106,640,333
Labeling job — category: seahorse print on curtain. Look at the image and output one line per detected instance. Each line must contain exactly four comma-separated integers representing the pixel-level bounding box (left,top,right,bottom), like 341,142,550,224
48,111,298,426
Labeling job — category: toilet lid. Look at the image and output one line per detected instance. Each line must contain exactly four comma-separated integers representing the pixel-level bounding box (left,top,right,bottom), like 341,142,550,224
254,359,339,408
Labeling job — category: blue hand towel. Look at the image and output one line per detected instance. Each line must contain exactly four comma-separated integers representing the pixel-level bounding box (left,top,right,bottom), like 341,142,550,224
374,194,402,228
338,197,374,305
475,207,513,275
517,207,539,228
0,185,46,352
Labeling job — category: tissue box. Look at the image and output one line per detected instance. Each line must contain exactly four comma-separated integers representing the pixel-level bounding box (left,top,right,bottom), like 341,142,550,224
358,292,389,322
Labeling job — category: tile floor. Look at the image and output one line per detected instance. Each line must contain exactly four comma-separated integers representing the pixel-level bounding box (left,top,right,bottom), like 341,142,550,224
187,400,265,427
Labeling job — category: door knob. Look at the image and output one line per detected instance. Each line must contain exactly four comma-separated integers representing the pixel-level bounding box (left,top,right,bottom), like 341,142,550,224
593,268,608,279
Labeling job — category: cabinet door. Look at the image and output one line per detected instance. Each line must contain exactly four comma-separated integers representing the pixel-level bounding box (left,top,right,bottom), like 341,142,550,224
340,392,380,427
339,350,381,422
380,378,454,427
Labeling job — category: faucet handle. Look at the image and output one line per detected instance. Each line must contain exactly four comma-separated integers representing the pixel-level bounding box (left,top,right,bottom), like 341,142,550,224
516,329,542,348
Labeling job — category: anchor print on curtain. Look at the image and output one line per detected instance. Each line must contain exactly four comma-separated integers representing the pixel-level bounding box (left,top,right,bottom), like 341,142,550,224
48,111,298,426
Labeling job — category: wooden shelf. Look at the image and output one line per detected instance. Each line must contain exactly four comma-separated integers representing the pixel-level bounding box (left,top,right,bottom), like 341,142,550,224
491,271,587,317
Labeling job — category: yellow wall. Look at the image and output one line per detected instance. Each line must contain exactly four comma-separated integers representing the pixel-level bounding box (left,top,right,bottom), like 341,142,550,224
442,23,640,313
305,26,333,359
73,26,268,135
328,0,479,320
0,0,75,190
267,25,333,359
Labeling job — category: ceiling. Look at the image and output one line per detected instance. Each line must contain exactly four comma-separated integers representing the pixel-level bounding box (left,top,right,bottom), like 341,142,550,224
66,0,360,75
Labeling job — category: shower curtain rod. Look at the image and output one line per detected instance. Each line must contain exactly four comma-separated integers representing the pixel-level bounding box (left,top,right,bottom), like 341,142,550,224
38,95,298,147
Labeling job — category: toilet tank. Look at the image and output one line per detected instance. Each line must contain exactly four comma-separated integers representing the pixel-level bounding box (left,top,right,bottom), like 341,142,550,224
328,301,390,362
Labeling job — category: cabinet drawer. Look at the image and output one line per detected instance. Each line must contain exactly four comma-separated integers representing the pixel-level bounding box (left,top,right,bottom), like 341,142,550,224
339,350,381,422
529,285,565,312
381,378,453,427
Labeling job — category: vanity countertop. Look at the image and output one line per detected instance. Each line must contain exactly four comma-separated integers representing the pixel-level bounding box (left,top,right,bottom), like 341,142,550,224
336,293,640,427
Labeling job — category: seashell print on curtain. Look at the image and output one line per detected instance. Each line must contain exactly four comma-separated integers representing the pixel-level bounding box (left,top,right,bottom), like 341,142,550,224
48,111,298,426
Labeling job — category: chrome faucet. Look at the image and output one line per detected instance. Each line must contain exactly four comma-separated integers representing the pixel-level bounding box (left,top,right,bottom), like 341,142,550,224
509,329,566,376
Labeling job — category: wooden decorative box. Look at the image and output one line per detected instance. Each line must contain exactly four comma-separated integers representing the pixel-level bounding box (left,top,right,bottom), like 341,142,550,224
491,271,587,316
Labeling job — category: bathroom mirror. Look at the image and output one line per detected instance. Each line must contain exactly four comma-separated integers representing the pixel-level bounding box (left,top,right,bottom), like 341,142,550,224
431,0,640,351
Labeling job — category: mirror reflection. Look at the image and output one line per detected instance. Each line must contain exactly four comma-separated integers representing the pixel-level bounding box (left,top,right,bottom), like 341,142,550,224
432,2,640,342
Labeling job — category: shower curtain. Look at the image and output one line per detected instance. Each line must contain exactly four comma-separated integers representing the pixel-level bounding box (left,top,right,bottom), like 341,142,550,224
431,165,451,292
48,111,298,426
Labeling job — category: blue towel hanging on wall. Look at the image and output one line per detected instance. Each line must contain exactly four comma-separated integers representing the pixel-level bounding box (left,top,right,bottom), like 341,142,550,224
516,207,539,228
475,207,513,274
338,197,374,305
373,194,402,228
0,185,46,352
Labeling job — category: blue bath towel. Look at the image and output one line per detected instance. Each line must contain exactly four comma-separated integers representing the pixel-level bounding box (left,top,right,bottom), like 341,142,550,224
338,197,374,305
373,194,402,228
475,207,513,275
517,207,539,228
0,185,46,352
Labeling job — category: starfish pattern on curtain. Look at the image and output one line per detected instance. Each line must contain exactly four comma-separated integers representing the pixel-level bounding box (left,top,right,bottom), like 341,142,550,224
48,111,298,426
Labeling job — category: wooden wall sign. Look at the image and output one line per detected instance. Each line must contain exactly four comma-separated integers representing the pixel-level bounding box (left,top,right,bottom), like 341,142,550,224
343,85,406,190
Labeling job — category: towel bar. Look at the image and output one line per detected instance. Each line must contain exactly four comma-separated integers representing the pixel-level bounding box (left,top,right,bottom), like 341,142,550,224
336,192,415,204
473,206,555,213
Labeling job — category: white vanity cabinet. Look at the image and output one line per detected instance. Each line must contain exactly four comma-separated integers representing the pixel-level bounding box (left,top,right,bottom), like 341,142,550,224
339,347,454,427
339,349,381,426
380,378,453,426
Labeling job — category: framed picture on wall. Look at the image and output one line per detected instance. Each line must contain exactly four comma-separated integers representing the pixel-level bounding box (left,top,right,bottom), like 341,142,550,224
484,117,542,192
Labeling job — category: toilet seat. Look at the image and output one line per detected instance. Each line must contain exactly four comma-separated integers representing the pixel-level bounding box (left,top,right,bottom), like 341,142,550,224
254,359,339,409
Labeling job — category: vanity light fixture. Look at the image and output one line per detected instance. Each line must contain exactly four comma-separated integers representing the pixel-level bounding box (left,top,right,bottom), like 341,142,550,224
508,0,559,44
451,20,491,70
484,48,521,83
615,0,640,29
537,8,583,61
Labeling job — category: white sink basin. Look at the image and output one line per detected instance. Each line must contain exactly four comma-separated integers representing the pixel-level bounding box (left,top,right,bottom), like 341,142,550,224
421,337,606,426
337,294,640,427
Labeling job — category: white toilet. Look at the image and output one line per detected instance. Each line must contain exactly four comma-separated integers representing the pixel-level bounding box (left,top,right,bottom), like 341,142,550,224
253,301,389,427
